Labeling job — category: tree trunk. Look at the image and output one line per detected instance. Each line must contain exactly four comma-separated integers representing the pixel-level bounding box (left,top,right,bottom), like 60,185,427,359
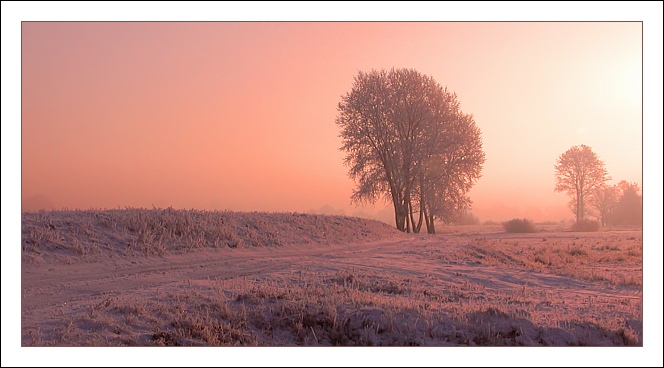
405,209,411,233
393,201,406,232
407,197,417,233
578,179,585,221
401,199,410,233
427,214,436,234
422,196,435,234
408,197,424,233
415,198,424,233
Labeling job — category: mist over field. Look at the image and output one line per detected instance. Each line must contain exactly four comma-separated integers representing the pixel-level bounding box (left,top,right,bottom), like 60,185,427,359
18,21,643,223
6,3,662,366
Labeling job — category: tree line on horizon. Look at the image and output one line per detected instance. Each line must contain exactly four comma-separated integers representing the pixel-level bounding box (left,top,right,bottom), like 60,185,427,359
555,144,642,227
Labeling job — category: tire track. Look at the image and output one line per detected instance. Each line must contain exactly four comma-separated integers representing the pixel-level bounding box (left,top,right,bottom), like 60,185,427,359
21,234,642,343
21,237,410,311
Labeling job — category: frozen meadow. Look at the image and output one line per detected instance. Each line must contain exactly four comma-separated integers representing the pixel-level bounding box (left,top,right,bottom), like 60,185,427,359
21,208,642,347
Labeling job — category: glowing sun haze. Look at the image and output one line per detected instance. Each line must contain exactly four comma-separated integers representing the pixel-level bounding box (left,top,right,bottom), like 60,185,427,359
21,21,642,222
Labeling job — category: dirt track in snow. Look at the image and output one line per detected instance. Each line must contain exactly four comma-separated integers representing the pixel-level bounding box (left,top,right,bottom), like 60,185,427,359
22,230,642,346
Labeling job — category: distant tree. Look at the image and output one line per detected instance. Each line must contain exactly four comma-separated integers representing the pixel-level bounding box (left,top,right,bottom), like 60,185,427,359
336,68,485,234
588,184,619,226
554,145,610,221
616,180,641,197
612,181,642,225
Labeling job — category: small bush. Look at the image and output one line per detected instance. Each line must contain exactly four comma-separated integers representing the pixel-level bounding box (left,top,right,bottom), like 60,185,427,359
571,219,600,232
502,218,537,233
455,211,480,225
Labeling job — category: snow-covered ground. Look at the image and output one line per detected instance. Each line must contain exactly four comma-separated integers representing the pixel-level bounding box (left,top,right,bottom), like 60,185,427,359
21,208,642,349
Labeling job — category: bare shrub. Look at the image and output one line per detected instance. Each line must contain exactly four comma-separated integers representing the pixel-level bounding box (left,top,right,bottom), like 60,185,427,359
571,219,600,232
502,218,537,233
456,211,480,226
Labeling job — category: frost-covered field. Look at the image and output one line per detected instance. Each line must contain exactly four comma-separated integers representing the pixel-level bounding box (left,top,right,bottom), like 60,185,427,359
21,208,642,348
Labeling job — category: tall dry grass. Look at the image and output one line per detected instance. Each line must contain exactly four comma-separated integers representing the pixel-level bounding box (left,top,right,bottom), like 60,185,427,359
463,232,642,286
22,207,404,263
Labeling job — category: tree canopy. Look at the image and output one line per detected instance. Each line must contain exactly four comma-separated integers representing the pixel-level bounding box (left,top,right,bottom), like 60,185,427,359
554,144,610,222
336,68,485,233
612,181,643,225
588,180,642,226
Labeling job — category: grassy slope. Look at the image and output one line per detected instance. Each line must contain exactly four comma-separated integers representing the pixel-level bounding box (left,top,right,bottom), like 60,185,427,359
21,208,405,263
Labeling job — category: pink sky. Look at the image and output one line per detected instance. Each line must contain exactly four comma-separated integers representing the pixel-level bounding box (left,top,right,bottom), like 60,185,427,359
18,21,643,223
3,3,663,366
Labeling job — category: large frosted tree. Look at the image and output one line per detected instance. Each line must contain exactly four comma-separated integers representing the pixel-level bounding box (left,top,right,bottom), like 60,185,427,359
336,68,485,233
554,145,610,221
